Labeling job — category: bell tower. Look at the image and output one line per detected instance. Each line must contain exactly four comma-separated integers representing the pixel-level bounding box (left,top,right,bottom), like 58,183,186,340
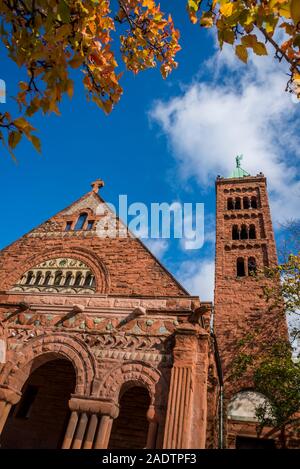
214,157,287,386
214,157,289,448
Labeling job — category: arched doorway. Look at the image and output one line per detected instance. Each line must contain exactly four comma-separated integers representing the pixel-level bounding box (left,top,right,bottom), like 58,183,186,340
1,358,76,448
108,386,151,449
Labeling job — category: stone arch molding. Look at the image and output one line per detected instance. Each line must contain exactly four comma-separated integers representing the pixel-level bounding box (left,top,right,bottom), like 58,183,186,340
98,362,164,406
1,333,97,396
6,247,110,294
228,390,272,423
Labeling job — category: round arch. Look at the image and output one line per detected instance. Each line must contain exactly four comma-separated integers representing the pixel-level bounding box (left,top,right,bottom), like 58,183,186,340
1,333,97,396
98,362,164,406
228,389,272,423
5,247,110,293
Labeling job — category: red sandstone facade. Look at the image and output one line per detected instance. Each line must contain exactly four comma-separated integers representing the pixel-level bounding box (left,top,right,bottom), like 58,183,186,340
0,172,289,449
214,173,288,449
0,181,220,449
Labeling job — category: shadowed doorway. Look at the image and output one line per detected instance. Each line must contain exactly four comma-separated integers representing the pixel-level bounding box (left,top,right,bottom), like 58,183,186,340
108,386,151,449
1,358,76,448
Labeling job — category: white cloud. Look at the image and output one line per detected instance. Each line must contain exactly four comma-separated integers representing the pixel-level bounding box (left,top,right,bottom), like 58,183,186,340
143,238,169,259
150,47,300,223
177,258,215,301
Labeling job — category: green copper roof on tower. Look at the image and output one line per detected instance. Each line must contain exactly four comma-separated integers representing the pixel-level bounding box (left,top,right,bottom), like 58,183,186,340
229,155,250,178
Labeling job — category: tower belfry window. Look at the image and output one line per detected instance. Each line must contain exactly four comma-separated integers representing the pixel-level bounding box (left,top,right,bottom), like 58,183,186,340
243,197,250,209
232,225,239,240
240,225,248,240
235,197,241,210
248,257,257,275
237,258,245,277
227,198,234,210
251,196,258,209
249,224,256,239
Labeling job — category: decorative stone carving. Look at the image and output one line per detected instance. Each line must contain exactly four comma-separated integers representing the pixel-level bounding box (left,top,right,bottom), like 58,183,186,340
11,257,96,294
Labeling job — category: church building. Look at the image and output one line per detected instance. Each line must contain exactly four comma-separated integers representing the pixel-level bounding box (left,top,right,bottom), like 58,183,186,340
0,161,288,449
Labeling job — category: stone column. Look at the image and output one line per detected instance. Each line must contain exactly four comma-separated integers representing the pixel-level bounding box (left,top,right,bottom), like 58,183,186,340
94,415,113,449
62,396,119,450
146,405,158,449
62,411,79,449
72,412,88,449
0,386,21,434
83,414,98,449
163,324,210,449
93,400,119,449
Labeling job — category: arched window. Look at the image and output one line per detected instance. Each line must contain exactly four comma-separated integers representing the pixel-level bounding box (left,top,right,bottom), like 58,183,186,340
65,221,72,231
74,273,82,287
25,271,34,285
54,271,63,286
237,258,245,277
248,257,257,275
74,213,88,230
251,196,257,209
240,224,248,240
249,224,256,239
84,273,93,287
235,197,241,210
34,271,42,285
227,198,234,210
228,391,272,423
232,225,239,240
243,197,250,209
44,271,51,286
64,272,73,286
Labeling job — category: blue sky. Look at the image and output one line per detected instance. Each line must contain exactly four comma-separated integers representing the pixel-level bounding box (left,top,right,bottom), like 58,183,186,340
0,2,299,301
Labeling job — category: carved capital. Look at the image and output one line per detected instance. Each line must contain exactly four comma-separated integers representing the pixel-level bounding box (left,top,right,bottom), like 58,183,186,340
173,324,209,365
69,396,119,419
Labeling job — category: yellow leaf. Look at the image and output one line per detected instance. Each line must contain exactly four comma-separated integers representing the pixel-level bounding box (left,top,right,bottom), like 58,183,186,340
253,41,268,56
8,131,21,149
235,44,248,63
14,117,30,130
27,134,42,153
291,0,300,24
220,3,234,17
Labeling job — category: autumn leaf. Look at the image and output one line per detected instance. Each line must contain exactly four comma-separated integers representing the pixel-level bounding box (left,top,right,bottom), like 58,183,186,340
8,131,21,149
291,0,300,25
253,42,268,56
236,44,248,63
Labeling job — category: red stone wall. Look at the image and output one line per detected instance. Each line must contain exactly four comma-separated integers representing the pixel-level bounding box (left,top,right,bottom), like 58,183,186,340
214,175,288,447
214,176,287,387
0,192,186,298
0,187,218,449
